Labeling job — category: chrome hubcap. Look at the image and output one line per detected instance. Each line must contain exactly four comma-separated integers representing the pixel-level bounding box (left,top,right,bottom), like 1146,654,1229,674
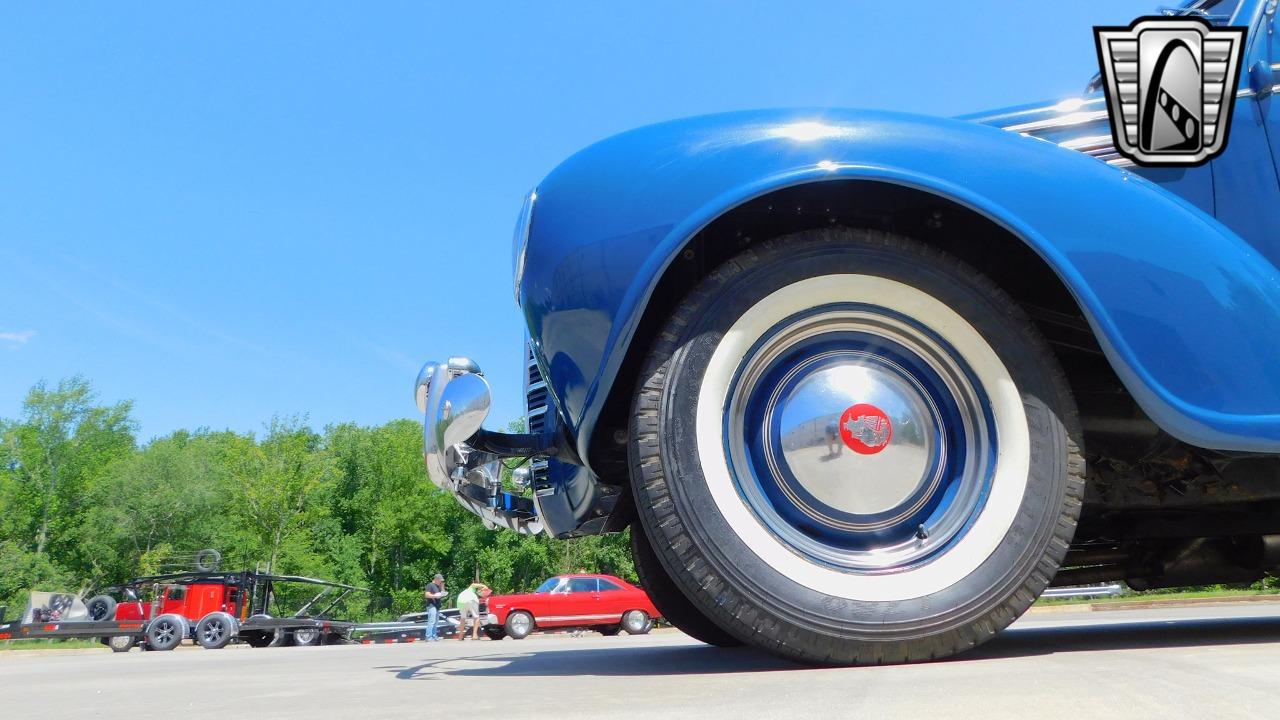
776,358,941,519
725,303,997,572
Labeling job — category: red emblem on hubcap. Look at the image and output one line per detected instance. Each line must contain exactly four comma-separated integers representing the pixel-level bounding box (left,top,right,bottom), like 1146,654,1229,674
839,403,892,455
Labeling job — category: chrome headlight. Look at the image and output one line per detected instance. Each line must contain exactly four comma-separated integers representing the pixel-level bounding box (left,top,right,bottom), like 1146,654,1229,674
511,189,537,303
414,362,437,413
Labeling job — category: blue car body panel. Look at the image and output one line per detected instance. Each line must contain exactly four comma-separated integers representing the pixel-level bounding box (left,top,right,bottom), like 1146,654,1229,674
519,5,1280,463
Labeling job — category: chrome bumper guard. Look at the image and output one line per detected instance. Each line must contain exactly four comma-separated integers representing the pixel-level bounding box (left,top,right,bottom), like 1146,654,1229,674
416,357,544,535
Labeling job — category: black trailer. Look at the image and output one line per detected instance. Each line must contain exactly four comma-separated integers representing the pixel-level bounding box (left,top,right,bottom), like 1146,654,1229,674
1,571,367,652
97,570,368,651
0,592,146,651
353,607,462,643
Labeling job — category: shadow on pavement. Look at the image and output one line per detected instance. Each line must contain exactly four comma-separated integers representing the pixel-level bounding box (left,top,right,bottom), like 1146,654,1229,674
380,614,1280,679
380,644,798,680
967,615,1280,661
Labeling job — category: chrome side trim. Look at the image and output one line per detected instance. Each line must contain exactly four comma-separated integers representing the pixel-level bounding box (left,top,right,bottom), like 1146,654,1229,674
1004,110,1110,133
1047,133,1135,168
1058,134,1116,151
533,613,624,622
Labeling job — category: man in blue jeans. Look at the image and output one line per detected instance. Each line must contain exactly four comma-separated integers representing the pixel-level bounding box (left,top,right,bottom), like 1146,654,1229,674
423,573,446,641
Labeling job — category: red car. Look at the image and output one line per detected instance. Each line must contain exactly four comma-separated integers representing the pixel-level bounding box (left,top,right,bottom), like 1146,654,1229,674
483,574,660,640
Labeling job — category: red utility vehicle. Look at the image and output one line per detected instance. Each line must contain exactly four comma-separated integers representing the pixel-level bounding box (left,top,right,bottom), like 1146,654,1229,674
0,570,366,652
483,574,660,640
90,571,365,651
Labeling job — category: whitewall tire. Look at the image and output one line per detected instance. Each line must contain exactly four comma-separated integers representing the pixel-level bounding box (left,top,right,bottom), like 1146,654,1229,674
629,228,1083,665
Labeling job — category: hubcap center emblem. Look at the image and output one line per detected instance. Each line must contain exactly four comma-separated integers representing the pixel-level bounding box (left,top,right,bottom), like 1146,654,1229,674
839,403,892,455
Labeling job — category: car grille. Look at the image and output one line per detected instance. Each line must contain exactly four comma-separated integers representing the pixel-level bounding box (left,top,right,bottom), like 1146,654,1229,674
525,341,550,485
525,342,549,434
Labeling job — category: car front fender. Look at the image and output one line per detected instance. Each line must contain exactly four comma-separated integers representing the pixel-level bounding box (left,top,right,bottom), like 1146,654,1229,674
522,108,1280,456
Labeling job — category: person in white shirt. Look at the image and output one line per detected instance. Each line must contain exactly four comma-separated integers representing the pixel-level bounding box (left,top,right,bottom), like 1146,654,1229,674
456,581,491,641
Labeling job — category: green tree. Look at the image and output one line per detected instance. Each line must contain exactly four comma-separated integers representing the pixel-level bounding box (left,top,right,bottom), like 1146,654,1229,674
75,430,243,583
328,420,449,593
0,377,135,563
232,417,336,573
0,540,73,612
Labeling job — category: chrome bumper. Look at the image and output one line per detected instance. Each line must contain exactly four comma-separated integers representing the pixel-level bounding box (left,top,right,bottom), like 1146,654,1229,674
415,357,543,535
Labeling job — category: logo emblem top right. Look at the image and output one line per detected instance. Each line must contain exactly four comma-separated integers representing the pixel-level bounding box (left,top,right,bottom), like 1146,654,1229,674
1094,17,1246,166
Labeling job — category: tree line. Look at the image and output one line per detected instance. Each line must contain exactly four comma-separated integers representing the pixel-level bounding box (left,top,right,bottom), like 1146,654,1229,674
0,377,633,619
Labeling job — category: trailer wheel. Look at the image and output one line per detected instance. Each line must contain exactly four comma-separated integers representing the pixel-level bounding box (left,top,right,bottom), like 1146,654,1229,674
504,611,534,640
245,615,285,647
291,628,321,646
244,631,277,648
196,612,238,649
146,614,187,651
86,595,117,621
107,635,135,653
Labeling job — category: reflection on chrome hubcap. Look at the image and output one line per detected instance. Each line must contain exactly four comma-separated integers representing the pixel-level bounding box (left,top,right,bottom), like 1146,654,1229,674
777,357,941,520
725,303,996,572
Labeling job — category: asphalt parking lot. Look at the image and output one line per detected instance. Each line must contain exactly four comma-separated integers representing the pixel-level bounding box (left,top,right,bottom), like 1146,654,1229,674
4,603,1279,719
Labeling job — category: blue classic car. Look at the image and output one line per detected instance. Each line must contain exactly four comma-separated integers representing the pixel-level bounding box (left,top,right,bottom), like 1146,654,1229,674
417,0,1280,664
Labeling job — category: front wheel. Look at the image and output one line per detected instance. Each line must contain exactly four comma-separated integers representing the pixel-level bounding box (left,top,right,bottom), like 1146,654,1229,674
145,615,187,652
630,229,1083,665
504,611,534,640
630,521,740,647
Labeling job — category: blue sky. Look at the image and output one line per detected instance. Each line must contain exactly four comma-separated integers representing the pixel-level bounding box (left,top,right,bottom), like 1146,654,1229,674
1,1,1156,441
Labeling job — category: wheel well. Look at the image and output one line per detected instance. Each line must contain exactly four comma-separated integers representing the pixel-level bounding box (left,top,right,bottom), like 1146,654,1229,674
588,179,1148,480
